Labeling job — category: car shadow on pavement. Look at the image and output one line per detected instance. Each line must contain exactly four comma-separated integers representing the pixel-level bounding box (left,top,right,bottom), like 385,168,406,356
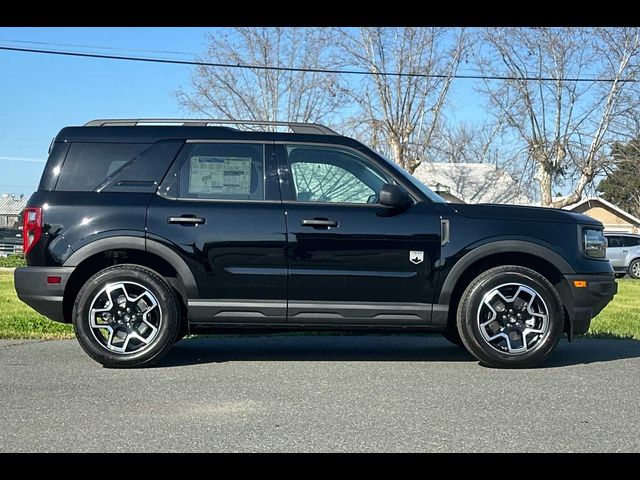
156,334,475,367
543,337,640,368
155,334,640,368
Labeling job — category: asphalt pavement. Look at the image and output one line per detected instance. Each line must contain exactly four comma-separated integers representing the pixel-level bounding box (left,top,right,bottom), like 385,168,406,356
1,334,639,452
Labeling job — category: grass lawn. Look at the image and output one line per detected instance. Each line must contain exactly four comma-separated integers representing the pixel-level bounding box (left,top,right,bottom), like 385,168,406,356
0,270,639,340
0,256,26,268
588,279,640,339
0,270,73,339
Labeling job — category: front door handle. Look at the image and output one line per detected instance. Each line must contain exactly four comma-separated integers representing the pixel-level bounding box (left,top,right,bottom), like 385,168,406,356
622,250,629,253
301,218,339,228
168,215,206,225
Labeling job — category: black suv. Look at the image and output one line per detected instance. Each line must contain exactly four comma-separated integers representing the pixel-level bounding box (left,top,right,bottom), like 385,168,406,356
15,119,617,368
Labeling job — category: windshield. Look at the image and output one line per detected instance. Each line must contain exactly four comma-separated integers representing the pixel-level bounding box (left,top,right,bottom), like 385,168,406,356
374,152,446,203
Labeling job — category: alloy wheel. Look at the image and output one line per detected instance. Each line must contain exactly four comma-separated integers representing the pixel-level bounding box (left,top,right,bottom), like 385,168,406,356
477,283,549,355
88,281,162,354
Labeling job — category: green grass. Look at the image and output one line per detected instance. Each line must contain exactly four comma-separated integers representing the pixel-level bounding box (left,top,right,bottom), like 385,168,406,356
0,271,74,339
587,279,640,340
0,255,26,268
0,270,639,340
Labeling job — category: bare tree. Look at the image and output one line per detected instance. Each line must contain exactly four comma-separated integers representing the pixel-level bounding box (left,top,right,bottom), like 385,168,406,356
335,27,470,173
177,27,346,127
431,120,505,164
475,27,640,207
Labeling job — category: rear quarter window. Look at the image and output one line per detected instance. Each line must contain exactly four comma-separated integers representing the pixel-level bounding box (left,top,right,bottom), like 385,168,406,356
55,143,152,192
622,236,640,247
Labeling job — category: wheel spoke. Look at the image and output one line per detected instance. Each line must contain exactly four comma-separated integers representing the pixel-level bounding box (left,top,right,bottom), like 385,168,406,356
477,282,550,356
87,281,162,355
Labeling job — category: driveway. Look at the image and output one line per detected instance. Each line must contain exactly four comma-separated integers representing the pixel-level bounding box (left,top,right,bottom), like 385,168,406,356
1,334,639,452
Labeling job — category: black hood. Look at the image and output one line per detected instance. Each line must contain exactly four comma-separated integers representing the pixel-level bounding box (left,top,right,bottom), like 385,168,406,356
447,203,602,226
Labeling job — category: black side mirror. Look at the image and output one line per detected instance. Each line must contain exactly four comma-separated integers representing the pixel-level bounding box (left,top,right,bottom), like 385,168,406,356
379,183,412,210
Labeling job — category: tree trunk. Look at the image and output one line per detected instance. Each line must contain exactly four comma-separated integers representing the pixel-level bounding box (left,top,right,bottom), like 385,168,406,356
390,138,405,171
538,167,553,207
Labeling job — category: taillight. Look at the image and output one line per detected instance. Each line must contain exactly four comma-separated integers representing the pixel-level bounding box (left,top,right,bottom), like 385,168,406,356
23,207,42,256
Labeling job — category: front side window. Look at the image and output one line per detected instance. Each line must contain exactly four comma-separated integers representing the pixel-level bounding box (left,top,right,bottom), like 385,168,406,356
178,143,264,200
606,236,623,248
622,236,640,247
286,145,387,204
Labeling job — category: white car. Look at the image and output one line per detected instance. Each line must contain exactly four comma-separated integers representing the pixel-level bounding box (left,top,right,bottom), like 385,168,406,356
605,233,640,279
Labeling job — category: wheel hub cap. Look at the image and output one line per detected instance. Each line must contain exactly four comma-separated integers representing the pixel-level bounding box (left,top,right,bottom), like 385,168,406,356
88,281,162,355
477,283,550,355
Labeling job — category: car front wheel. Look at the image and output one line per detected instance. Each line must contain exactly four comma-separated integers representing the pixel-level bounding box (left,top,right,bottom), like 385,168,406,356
72,264,181,368
457,265,563,368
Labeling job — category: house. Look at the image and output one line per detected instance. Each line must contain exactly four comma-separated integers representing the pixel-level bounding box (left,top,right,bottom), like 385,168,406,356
0,194,27,228
562,197,640,234
412,162,531,205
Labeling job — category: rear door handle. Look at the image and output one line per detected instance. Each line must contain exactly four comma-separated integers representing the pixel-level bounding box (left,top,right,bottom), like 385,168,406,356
301,218,339,228
168,215,206,225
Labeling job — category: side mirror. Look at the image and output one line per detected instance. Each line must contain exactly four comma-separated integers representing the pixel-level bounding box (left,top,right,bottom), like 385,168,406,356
379,183,412,210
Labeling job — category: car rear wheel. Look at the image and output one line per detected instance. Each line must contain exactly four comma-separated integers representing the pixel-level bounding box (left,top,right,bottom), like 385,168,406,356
72,264,181,368
457,265,563,368
628,259,640,279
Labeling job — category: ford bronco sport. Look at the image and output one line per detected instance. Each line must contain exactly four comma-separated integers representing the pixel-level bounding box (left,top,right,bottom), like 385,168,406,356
14,119,617,368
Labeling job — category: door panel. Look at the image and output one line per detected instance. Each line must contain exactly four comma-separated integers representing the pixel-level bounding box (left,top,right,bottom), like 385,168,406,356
606,236,625,268
285,202,440,311
147,142,287,324
622,236,640,269
278,143,442,325
608,248,624,267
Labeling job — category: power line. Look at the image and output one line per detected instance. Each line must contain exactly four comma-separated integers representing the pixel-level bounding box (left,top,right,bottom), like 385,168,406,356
0,45,635,83
0,38,198,58
0,37,511,79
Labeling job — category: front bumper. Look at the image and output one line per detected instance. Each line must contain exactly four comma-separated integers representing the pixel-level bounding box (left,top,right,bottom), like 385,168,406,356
564,273,617,335
14,267,74,323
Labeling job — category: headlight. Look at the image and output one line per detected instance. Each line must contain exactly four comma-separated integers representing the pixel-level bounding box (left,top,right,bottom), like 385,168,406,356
583,228,607,258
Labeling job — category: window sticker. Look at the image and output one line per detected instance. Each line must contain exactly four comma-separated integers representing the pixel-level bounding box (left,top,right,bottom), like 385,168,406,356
189,156,252,195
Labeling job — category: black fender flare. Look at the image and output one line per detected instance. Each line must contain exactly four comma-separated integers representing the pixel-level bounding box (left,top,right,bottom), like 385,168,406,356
438,240,574,305
63,236,199,298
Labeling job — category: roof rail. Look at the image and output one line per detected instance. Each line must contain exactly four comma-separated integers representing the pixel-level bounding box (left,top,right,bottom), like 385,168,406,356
83,118,339,136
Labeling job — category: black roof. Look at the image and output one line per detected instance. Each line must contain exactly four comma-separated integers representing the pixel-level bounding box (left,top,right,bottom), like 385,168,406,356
55,126,365,149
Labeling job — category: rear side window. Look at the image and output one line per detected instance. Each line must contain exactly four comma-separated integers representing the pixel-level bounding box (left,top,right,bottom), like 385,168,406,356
622,236,640,247
55,143,151,192
177,143,264,200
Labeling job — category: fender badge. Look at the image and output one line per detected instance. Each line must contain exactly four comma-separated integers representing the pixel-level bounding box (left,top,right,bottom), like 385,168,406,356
410,251,424,264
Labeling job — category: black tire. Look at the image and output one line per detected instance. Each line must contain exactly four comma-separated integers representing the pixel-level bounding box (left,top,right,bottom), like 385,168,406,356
456,265,564,368
441,327,465,347
72,264,181,368
628,259,640,279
